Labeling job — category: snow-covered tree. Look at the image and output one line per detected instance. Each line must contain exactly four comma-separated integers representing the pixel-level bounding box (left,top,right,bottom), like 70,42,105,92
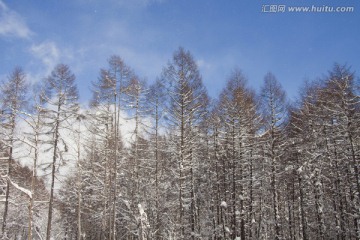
213,69,260,239
260,72,288,240
161,47,209,239
41,64,79,240
0,67,28,238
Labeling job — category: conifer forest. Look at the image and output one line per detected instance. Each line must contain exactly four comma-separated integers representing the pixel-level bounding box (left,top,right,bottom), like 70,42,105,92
0,47,359,240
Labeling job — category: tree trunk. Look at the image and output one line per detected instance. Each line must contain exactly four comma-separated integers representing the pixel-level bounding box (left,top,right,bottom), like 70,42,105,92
2,141,12,236
46,105,61,240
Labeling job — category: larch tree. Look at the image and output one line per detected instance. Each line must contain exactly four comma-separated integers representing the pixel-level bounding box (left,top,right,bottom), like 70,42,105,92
285,64,360,239
123,76,154,239
0,67,28,238
41,64,79,240
318,64,360,239
88,55,134,239
17,83,48,240
215,69,260,239
88,68,118,238
161,47,209,239
146,79,167,239
260,72,288,240
125,77,148,203
205,103,219,239
287,81,321,240
2,48,359,240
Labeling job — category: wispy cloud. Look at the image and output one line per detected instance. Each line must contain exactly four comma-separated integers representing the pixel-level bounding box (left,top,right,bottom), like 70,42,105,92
30,41,60,74
28,40,77,84
197,59,212,71
0,0,33,39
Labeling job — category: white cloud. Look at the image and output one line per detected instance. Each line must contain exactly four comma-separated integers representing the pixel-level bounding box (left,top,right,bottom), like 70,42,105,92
0,0,32,39
197,59,212,70
27,41,77,84
30,40,76,70
30,41,60,72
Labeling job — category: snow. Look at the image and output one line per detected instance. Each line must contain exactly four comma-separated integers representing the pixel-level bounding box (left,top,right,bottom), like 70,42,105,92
9,177,32,198
315,181,322,186
138,203,145,216
12,105,153,191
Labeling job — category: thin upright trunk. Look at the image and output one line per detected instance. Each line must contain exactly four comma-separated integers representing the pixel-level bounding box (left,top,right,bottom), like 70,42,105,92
239,142,245,240
221,206,226,240
134,94,140,201
314,169,325,240
190,162,195,240
271,137,280,240
231,121,237,239
1,111,16,237
179,94,185,238
155,102,160,239
189,113,196,239
213,128,220,239
77,119,82,240
249,150,254,239
112,88,119,240
28,114,40,240
272,161,280,240
257,154,264,239
103,110,111,239
298,168,308,240
46,104,61,240
291,169,296,240
334,161,346,240
288,196,292,240
2,138,12,236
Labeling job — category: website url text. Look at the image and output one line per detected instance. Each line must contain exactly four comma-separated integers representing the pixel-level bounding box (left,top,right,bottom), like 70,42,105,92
261,5,354,13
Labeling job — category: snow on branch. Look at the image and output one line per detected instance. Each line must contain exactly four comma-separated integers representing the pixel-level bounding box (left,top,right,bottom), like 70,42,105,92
8,177,32,199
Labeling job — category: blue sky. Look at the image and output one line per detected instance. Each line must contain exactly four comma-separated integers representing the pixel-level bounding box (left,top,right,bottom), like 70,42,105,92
1,0,359,103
